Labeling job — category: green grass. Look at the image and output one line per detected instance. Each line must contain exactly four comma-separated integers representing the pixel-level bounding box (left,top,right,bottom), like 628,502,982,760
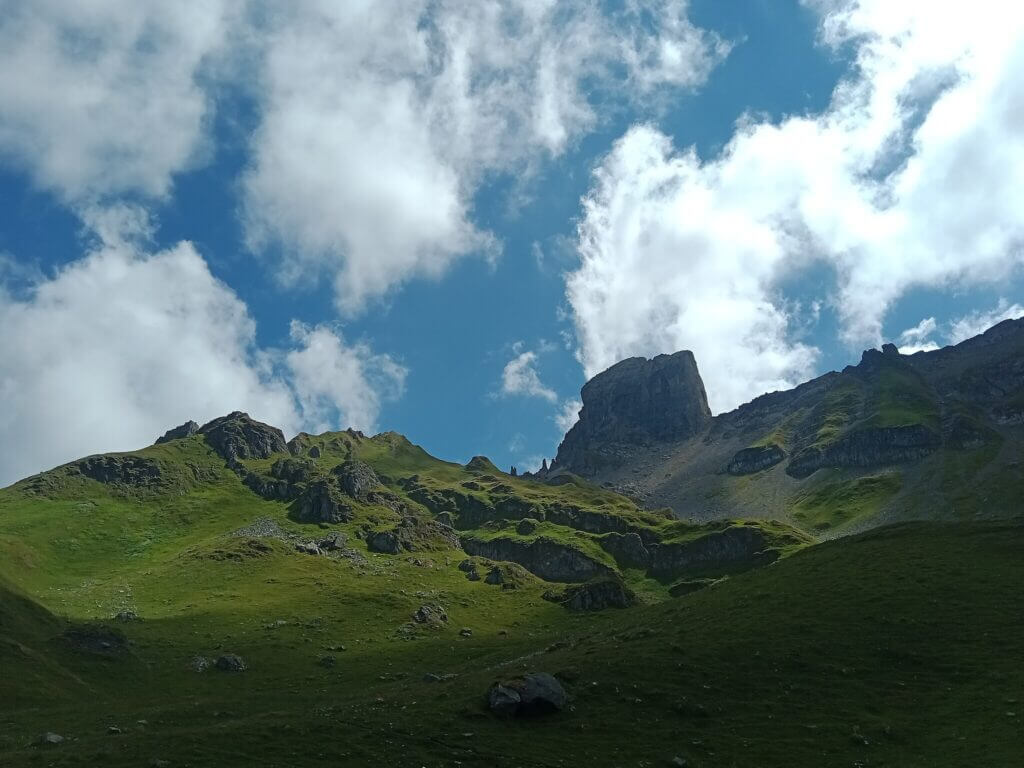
2,519,1022,766
3,427,1023,766
810,379,864,449
862,365,940,431
792,471,902,533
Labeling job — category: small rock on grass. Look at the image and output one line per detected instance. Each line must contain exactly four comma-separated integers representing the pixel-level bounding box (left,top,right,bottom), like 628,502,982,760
214,654,247,672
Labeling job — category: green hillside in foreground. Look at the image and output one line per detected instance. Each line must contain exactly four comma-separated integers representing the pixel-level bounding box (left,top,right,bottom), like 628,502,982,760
2,413,1023,766
2,516,1022,767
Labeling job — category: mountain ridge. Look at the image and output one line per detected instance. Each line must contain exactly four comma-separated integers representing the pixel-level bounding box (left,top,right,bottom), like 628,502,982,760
550,317,1024,535
2,320,1024,767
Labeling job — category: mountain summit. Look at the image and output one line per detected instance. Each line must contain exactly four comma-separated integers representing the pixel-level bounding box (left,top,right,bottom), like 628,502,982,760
552,318,1024,534
555,350,711,476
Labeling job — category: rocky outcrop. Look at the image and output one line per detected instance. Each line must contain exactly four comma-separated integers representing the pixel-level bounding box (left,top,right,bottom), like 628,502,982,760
598,531,650,568
199,412,288,463
155,420,199,444
942,413,990,449
271,458,316,484
459,535,615,583
292,479,354,524
544,504,634,535
786,425,941,478
332,459,380,498
543,578,636,611
647,526,776,576
555,350,712,475
483,562,529,588
727,444,785,475
74,455,164,488
367,517,460,554
406,486,493,527
412,603,448,625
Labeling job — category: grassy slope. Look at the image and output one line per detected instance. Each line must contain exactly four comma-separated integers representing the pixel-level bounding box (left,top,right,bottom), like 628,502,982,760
1,517,1021,767
712,352,1024,536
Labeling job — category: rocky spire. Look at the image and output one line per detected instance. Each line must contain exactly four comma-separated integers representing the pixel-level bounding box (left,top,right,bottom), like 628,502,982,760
554,350,712,476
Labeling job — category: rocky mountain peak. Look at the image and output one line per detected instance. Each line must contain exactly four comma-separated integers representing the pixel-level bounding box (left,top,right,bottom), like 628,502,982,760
196,412,288,463
554,350,712,475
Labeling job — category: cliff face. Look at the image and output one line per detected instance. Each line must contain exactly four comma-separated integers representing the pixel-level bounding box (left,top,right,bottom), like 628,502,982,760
549,318,1024,534
554,351,712,475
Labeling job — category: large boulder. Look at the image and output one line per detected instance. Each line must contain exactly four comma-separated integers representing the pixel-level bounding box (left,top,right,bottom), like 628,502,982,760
199,412,288,462
214,654,246,672
483,562,530,589
554,351,712,475
487,672,567,717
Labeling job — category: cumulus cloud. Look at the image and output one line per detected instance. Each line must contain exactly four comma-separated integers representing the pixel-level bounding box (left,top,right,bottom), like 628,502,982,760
286,321,407,434
501,350,557,402
554,398,582,434
242,0,726,313
567,0,1024,412
949,300,1024,344
567,125,820,412
0,0,236,203
0,1,726,314
897,317,940,354
896,301,1024,357
0,227,404,487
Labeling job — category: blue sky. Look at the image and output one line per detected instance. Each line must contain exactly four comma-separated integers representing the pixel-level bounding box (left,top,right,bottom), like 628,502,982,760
1,1,1022,485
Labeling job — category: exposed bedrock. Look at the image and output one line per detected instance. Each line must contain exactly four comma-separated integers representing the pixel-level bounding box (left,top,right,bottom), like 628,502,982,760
459,535,615,583
554,350,712,475
786,425,941,478
727,444,786,475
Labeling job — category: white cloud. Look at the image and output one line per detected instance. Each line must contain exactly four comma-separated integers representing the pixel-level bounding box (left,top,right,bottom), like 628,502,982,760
949,300,1024,344
0,225,404,487
567,0,1024,412
567,125,820,412
286,321,406,434
897,302,1023,355
0,1,726,315
242,0,726,313
0,1,236,203
501,350,557,402
897,316,940,354
555,398,582,433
